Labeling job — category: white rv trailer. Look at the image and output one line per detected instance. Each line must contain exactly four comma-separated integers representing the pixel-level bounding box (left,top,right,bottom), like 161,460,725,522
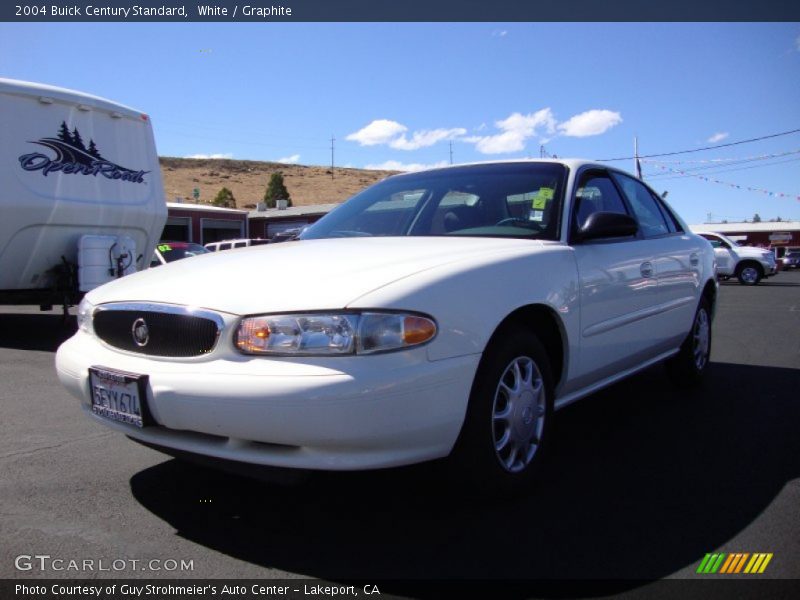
0,78,167,311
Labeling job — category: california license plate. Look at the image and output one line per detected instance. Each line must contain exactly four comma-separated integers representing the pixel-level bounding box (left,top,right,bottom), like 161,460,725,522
89,367,149,428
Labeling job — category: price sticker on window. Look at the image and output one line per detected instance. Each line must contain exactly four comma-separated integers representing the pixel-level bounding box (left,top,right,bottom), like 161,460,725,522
533,187,554,209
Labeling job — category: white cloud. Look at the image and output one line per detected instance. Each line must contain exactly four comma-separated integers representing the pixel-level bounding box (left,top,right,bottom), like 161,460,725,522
390,128,467,150
277,154,301,164
707,132,729,144
492,30,508,38
467,109,557,154
185,153,233,159
363,160,449,172
557,110,622,137
346,119,408,146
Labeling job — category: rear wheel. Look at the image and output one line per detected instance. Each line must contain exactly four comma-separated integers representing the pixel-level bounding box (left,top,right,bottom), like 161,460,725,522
667,297,712,385
452,328,553,493
736,262,762,285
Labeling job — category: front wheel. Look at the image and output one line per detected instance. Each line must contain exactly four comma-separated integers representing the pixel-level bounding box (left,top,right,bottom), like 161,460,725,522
666,297,712,386
451,329,554,492
736,262,762,285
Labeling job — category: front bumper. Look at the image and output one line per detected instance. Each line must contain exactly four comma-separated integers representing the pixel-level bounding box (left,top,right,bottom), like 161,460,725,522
56,331,480,470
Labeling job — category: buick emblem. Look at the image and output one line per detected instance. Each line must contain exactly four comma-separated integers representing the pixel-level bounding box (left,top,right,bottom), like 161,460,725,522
131,318,150,347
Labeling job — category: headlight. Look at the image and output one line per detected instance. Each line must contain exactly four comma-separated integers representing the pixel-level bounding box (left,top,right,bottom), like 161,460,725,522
235,312,437,356
76,296,96,335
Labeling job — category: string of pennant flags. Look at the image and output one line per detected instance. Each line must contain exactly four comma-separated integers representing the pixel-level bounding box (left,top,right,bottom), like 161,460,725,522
640,149,800,165
643,162,800,201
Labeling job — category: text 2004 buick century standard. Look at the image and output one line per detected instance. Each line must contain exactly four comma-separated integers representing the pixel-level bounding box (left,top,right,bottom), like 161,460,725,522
56,160,717,490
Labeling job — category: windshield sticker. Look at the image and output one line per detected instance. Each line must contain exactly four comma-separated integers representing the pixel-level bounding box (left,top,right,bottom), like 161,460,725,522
18,122,149,184
157,244,172,252
532,187,554,209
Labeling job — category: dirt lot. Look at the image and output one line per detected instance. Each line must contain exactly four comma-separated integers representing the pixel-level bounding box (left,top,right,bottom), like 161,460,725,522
160,157,397,209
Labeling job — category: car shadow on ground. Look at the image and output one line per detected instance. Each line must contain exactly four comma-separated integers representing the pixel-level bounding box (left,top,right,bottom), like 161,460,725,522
0,312,77,351
129,362,800,595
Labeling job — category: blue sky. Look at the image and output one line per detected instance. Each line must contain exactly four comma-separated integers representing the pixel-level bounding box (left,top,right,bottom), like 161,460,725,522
1,22,799,224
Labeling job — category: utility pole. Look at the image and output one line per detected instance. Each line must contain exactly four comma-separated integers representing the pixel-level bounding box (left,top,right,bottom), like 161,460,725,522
449,140,454,165
330,135,335,179
634,136,642,179
540,145,545,158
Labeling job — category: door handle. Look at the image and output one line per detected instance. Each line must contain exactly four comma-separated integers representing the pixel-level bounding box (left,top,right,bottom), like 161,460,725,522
640,261,654,278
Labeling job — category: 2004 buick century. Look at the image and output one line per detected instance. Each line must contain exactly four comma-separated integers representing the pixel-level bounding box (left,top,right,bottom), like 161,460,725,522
56,160,717,491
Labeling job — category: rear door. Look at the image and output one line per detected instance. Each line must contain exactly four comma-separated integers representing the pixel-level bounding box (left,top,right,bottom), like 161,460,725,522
611,172,700,351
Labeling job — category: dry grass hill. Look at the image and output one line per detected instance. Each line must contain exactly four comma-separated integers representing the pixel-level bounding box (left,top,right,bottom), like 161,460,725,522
160,157,398,209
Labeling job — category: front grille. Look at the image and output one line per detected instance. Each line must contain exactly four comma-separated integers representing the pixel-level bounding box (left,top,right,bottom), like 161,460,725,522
94,304,221,357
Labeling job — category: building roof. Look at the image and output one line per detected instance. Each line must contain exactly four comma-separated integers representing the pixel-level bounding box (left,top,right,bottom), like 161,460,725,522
167,202,248,214
247,202,341,219
689,221,800,234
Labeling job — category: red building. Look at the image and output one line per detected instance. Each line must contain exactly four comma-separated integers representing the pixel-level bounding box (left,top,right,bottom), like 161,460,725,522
164,202,249,244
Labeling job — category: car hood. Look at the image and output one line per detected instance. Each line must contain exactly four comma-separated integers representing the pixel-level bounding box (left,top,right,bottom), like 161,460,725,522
734,246,771,259
87,237,544,315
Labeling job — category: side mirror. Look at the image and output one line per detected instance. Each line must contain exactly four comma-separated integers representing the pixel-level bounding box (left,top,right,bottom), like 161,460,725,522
576,212,638,242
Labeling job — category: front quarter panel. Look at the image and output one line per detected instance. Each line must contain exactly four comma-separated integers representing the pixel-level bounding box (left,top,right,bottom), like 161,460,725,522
347,243,580,368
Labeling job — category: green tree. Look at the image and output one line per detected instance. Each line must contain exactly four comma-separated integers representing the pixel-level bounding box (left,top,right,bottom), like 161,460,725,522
752,213,762,223
263,172,292,208
212,187,236,209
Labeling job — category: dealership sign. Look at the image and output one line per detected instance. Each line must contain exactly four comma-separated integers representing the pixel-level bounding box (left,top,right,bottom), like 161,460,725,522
769,232,793,243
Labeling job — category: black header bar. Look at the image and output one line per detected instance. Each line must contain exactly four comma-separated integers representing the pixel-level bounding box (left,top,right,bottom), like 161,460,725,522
3,0,799,22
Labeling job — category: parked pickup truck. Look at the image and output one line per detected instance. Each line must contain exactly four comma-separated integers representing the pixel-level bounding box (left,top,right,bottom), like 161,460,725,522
694,231,777,285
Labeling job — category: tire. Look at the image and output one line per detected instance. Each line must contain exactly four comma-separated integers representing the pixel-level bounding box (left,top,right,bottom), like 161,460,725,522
451,328,554,493
666,297,712,386
736,262,762,285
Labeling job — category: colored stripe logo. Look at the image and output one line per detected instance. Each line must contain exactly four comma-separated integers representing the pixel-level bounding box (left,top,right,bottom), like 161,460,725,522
697,552,773,574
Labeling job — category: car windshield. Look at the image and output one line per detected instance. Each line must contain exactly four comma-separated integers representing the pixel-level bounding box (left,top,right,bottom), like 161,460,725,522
716,233,741,247
300,163,567,241
158,242,209,262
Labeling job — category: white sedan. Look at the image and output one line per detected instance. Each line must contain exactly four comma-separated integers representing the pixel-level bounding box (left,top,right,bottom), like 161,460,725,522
56,160,717,490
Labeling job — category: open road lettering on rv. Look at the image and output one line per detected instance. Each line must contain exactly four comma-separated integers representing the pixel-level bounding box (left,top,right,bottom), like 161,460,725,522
18,153,148,183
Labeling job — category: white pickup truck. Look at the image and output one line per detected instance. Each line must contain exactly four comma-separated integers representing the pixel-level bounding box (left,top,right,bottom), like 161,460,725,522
693,230,777,285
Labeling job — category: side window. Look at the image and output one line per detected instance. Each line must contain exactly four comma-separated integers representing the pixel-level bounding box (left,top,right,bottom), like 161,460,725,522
574,172,629,230
654,196,684,233
611,173,669,238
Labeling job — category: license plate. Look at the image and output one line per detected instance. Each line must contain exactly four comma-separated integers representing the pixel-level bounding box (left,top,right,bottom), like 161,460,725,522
89,367,150,428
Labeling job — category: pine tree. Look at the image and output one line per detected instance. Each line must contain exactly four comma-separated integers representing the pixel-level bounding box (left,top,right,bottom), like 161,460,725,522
752,213,762,223
212,187,236,209
87,139,102,158
58,121,72,143
71,128,86,151
263,172,292,208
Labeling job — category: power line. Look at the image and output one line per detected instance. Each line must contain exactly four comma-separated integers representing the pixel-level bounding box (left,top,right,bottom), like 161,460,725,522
595,128,800,162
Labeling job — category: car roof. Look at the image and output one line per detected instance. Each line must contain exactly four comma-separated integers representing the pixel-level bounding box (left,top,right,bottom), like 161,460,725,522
383,158,607,180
